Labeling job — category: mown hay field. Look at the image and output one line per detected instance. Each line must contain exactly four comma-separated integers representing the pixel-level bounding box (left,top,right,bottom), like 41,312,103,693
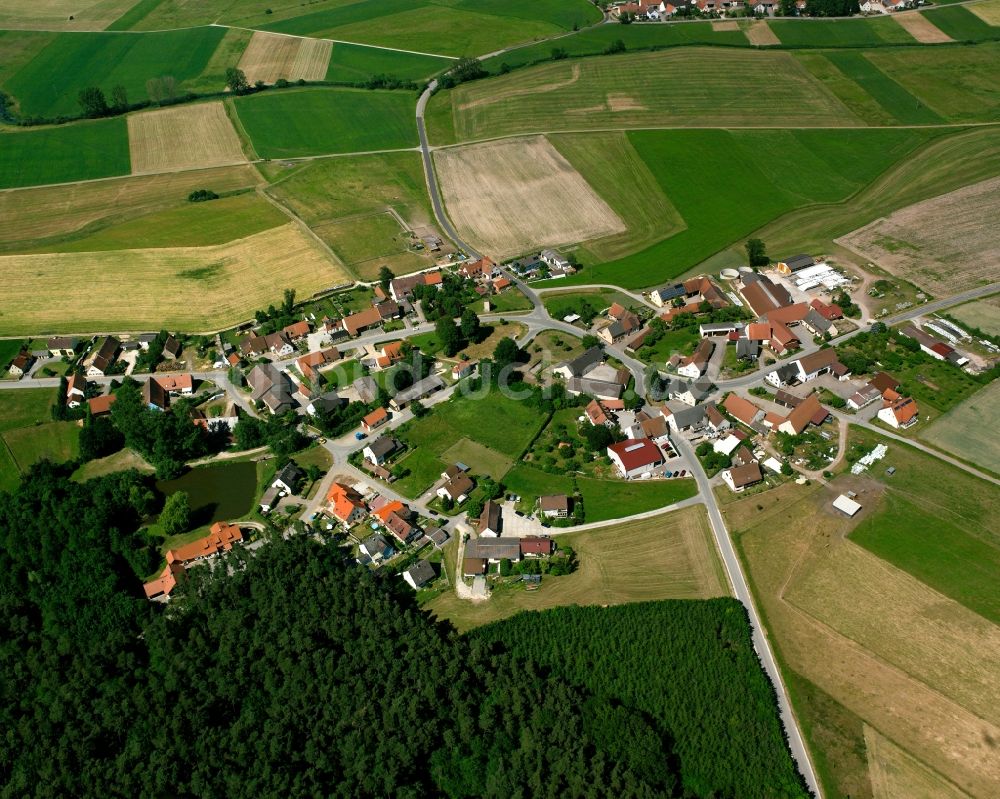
922,6,1000,41
0,0,136,30
767,16,916,46
234,87,417,158
728,480,1000,799
0,165,260,252
3,27,227,118
433,49,858,143
744,19,780,45
425,505,728,632
0,223,347,334
128,101,248,174
0,117,131,189
237,31,332,85
948,294,1000,336
837,175,1000,297
892,10,954,43
920,380,1000,478
314,212,435,281
864,726,973,799
324,41,452,83
971,0,1000,25
434,135,625,259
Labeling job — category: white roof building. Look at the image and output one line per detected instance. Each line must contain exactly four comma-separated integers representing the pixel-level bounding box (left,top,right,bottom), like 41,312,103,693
833,495,862,517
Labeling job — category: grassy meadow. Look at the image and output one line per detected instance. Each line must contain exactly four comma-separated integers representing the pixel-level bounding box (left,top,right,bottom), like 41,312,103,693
234,87,417,158
324,42,452,83
821,51,943,124
3,27,227,118
921,5,1000,41
0,387,78,494
549,127,935,288
0,118,131,189
767,16,916,46
425,506,727,631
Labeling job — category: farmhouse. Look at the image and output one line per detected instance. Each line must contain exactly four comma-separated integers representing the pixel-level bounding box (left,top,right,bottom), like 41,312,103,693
847,384,882,410
684,276,728,309
721,462,763,493
363,436,399,466
47,336,78,358
539,495,570,518
521,536,555,557
540,249,571,271
778,393,827,435
639,413,670,443
878,396,919,429
361,406,389,433
88,393,117,416
738,274,792,316
341,306,383,337
673,377,714,407
650,283,686,306
402,560,436,590
663,403,707,432
607,438,665,479
374,341,404,370
677,339,713,379
804,308,838,337
264,332,294,357
567,375,624,401
85,336,120,377
389,271,442,302
585,398,615,427
327,483,367,525
297,348,339,381
389,375,444,410
248,363,296,414
465,537,521,563
8,352,33,378
478,501,502,537
463,557,488,577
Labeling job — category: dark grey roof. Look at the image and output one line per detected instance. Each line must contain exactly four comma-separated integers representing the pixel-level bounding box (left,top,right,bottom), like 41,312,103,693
366,437,398,458
362,533,391,555
426,527,450,547
566,377,623,399
404,559,436,588
311,391,346,414
465,537,521,560
653,284,686,301
353,376,378,403
671,404,708,429
392,374,444,405
274,462,304,487
736,338,760,359
805,308,832,332
783,254,815,272
560,346,604,378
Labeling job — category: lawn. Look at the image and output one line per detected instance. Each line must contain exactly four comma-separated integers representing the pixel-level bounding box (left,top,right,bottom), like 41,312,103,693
235,87,417,158
3,27,227,118
315,212,432,281
0,340,27,371
845,427,1000,621
431,48,857,144
921,6,1000,41
821,51,943,125
402,389,545,459
0,388,57,432
0,387,73,493
541,288,640,320
3,422,80,474
424,505,727,630
634,326,701,364
480,20,749,72
71,448,154,482
767,16,916,46
38,193,286,253
543,127,935,288
501,463,574,507
262,0,601,58
391,447,446,498
948,295,1000,337
577,476,697,523
0,118,131,190
325,41,452,83
441,437,512,480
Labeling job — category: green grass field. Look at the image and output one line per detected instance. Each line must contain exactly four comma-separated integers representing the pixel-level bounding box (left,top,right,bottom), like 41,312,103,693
482,21,749,73
234,87,417,158
325,41,452,83
821,51,943,125
3,27,227,118
921,6,1000,41
0,340,26,371
37,193,287,253
548,127,934,288
577,476,698,522
441,437,512,480
0,31,55,94
391,447,446,498
316,212,431,281
0,118,131,190
431,48,857,144
767,17,916,46
920,380,1000,476
846,428,1000,623
0,387,69,493
262,0,601,58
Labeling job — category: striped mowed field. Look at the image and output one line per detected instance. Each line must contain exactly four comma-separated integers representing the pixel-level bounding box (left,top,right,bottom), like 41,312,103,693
128,102,249,175
0,223,348,334
237,31,333,85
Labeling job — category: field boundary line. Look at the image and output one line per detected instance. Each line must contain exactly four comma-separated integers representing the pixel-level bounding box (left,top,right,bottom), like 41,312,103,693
257,185,352,276
217,23,459,60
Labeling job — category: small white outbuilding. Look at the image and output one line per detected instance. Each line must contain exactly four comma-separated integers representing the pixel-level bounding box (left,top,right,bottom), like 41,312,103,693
832,494,862,517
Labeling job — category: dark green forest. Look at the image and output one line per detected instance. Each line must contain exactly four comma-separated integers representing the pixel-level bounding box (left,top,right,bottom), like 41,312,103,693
0,463,804,798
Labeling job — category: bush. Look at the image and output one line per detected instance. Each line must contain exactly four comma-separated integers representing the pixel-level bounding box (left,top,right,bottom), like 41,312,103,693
188,189,219,203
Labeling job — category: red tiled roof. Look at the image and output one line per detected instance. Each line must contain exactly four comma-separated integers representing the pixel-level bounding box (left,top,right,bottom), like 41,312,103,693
608,438,663,471
724,394,761,426
167,522,243,564
88,394,117,415
362,407,388,429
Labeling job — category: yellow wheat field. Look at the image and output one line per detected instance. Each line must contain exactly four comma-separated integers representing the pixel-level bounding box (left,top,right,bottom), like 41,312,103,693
128,102,248,175
237,31,332,85
434,135,625,259
0,223,347,334
744,20,781,45
970,0,1000,26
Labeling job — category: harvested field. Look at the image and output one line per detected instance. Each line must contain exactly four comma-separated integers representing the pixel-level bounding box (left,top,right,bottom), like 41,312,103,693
893,11,954,43
128,102,248,175
865,726,973,799
426,505,728,631
970,0,1000,25
729,482,1000,799
711,20,739,32
434,135,625,259
837,176,1000,297
0,165,260,252
238,31,332,84
921,380,1000,475
0,0,136,30
949,295,1000,336
0,223,347,334
744,19,781,45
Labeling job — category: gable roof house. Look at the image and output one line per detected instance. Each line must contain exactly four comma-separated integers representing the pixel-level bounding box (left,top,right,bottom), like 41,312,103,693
640,414,670,443
738,274,793,316
373,500,418,544
363,436,399,465
88,393,117,417
374,340,404,370
141,377,169,411
793,348,843,383
723,394,765,429
870,371,900,395
477,501,502,537
161,335,182,360
354,375,378,404
663,403,708,432
341,306,383,337
810,298,843,321
143,559,187,601
166,521,243,566
297,348,340,382
778,393,826,435
272,462,304,495
47,336,78,358
607,438,665,478
553,347,604,380
735,337,760,361
673,377,714,406
452,360,478,380
520,536,555,556
402,559,436,590
804,308,837,337
239,334,269,358
66,372,87,408
248,363,296,414
722,462,763,492
360,533,394,562
264,332,294,357
677,338,713,379
848,383,883,410
361,406,389,433
567,375,624,401
465,537,521,563
327,483,367,525
585,398,615,427
437,473,474,504
764,362,800,388
539,495,570,518
389,374,444,411
705,403,729,432
85,336,120,376
878,395,919,429
389,271,443,302
650,283,686,306
8,351,33,378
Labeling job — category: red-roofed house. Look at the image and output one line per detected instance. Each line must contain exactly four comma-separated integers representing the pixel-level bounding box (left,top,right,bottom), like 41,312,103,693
362,407,389,433
607,438,665,479
375,341,404,369
723,394,763,428
143,559,187,600
810,298,843,321
297,348,339,381
878,396,919,429
283,320,311,340
327,483,367,525
586,398,613,427
88,393,117,417
452,360,477,379
167,521,243,565
778,394,824,435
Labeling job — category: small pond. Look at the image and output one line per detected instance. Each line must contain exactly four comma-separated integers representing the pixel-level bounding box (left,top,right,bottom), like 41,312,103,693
156,461,257,527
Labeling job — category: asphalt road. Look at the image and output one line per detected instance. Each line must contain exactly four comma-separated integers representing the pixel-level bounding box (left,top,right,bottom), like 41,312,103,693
671,433,823,798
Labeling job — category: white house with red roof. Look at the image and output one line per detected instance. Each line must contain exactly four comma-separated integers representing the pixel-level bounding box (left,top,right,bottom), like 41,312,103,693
607,438,665,479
